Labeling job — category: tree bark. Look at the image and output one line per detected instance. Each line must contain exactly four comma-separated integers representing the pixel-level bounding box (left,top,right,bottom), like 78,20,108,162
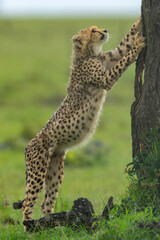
131,0,160,157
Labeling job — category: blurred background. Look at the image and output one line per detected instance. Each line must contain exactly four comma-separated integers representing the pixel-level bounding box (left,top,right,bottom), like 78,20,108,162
0,0,141,218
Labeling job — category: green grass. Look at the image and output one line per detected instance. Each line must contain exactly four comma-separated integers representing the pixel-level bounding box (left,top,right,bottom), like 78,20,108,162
94,208,160,240
0,17,144,239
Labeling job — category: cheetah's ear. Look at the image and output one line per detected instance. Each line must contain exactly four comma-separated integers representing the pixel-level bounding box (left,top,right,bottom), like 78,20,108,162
72,35,83,49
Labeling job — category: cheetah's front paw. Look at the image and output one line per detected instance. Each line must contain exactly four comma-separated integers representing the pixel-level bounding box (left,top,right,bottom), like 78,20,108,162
134,32,146,53
134,16,142,32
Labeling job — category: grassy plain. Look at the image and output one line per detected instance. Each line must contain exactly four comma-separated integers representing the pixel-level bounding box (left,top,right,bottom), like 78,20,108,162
0,18,141,239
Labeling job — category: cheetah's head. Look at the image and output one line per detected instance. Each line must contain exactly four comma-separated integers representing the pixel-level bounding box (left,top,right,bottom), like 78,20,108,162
72,26,109,58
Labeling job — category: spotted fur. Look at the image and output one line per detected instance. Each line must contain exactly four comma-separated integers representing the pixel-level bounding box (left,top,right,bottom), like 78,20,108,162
17,17,145,224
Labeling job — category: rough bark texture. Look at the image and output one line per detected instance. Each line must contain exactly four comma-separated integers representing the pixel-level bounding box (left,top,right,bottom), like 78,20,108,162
131,0,160,157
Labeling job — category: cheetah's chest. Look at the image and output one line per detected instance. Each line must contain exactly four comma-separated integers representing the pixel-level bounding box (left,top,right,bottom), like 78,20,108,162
65,87,106,149
83,88,106,133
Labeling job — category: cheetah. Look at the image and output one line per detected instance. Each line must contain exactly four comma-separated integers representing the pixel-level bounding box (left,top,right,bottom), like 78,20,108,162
13,17,146,225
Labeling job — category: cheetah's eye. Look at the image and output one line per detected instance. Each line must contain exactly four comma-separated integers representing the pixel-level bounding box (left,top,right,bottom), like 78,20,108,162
91,29,96,33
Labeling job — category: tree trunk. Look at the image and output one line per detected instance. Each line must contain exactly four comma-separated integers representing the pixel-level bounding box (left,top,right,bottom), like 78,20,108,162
131,0,160,157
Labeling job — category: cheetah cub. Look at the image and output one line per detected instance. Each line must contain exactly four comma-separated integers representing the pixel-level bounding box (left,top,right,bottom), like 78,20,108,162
14,17,146,224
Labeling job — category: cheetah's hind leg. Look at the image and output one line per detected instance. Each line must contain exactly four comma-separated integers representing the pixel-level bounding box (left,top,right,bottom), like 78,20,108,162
40,151,65,216
22,145,51,223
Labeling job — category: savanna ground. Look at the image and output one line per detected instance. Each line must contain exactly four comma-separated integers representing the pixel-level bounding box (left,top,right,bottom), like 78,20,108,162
0,18,160,240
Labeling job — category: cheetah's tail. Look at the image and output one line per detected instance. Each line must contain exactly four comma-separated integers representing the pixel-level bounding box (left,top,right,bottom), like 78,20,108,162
12,200,24,209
